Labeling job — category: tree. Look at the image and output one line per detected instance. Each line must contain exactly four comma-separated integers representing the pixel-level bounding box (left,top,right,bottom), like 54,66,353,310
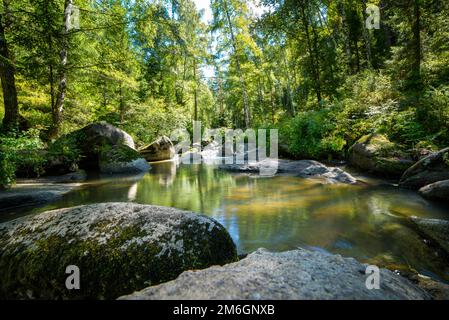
0,0,18,132
51,0,74,137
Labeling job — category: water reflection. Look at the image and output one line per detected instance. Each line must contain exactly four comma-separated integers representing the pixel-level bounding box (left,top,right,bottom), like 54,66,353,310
6,162,449,282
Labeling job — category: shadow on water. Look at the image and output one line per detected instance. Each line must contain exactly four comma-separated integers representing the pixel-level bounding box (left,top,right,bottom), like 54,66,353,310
3,161,449,282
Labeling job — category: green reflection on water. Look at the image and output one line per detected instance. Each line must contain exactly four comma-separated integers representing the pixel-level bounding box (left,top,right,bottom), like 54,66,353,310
6,161,449,282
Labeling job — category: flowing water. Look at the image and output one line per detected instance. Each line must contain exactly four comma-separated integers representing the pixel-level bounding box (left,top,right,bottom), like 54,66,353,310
3,161,449,282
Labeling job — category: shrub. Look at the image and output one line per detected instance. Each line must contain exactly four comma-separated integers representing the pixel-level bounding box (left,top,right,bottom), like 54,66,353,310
280,108,346,159
46,133,83,173
0,129,45,188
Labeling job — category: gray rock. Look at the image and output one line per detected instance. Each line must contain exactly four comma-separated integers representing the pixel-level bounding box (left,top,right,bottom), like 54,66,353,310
77,122,135,149
0,183,79,213
0,203,237,299
119,248,430,300
139,136,175,162
399,147,449,189
410,217,449,254
349,134,414,177
220,159,357,184
418,179,449,202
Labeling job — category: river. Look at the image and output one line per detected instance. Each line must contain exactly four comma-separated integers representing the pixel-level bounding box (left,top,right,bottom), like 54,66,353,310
2,160,449,282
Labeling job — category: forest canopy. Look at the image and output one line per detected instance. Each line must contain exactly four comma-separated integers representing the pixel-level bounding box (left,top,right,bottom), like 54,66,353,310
0,0,448,177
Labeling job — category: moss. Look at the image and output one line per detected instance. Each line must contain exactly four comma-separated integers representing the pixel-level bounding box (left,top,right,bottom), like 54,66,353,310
375,157,413,176
100,145,141,165
443,151,449,167
0,214,237,299
351,133,412,177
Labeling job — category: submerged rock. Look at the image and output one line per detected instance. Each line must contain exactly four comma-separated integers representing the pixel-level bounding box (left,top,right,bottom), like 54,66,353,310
349,134,414,177
0,182,80,213
119,248,430,300
418,179,449,202
410,217,449,255
0,203,237,299
219,159,357,184
139,136,175,162
399,147,449,189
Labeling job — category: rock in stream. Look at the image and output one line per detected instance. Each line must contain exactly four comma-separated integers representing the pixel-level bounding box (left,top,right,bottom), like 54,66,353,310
0,202,237,299
120,248,431,300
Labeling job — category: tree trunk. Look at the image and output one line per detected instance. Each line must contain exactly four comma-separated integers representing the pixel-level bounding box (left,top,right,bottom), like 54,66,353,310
0,2,19,133
193,58,198,121
339,1,354,74
119,81,125,123
299,0,321,105
361,0,373,68
52,0,73,136
44,3,55,111
222,0,250,128
411,0,422,89
282,48,295,116
354,39,360,73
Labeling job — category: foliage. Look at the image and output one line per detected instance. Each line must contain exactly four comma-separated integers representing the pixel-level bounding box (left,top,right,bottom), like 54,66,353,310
0,0,448,166
46,133,83,169
0,129,45,188
280,108,346,159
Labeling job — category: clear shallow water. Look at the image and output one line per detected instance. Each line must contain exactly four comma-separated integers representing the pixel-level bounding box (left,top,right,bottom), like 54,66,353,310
3,161,449,282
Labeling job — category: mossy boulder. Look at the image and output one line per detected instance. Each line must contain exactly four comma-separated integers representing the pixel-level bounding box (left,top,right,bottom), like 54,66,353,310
0,203,238,299
349,134,414,177
99,145,150,174
399,148,449,189
410,217,449,255
139,136,175,162
419,179,449,202
52,122,149,174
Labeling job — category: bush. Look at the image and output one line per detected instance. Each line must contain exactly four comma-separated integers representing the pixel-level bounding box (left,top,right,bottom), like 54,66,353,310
46,133,83,173
0,129,45,188
280,108,346,159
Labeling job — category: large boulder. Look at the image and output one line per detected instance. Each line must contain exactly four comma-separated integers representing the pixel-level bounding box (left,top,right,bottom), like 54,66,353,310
220,159,357,184
410,217,449,255
76,122,135,150
52,122,149,174
349,134,414,177
119,248,430,300
139,136,175,162
0,203,237,299
399,148,449,189
419,179,449,202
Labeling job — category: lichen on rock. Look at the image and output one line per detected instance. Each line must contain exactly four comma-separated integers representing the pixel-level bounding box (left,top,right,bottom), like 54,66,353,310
119,248,431,300
0,202,238,299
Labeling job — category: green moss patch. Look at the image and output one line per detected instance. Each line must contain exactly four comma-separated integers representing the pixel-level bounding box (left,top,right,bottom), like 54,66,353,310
0,203,238,299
